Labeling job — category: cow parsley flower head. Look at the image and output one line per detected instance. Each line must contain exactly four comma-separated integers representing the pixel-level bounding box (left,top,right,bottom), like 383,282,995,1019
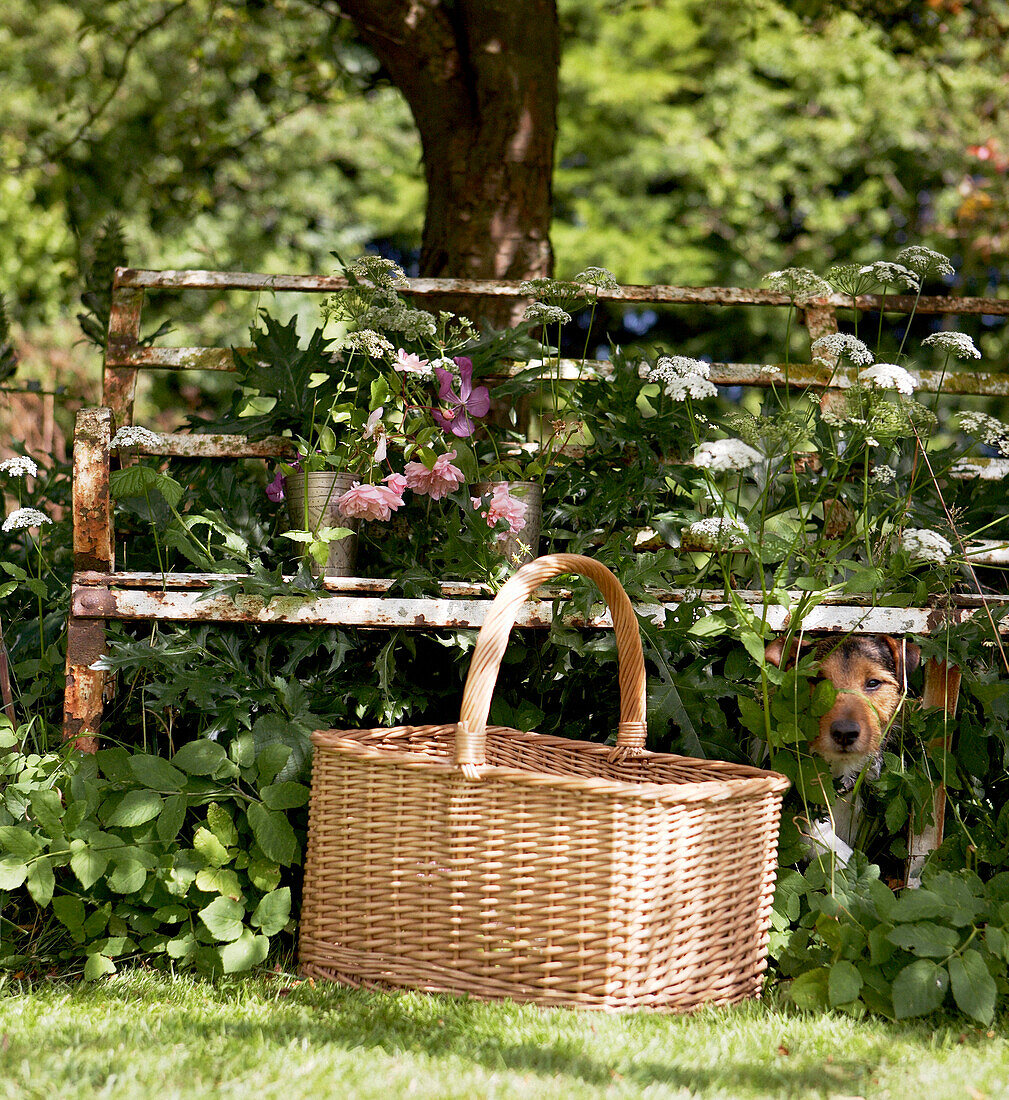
693,438,762,472
810,333,874,368
681,517,750,551
901,528,952,565
858,261,920,292
871,464,896,485
649,356,717,400
574,266,619,290
858,363,919,395
2,507,52,532
110,425,161,449
364,301,437,341
762,268,832,302
896,246,955,280
349,255,408,289
340,329,395,359
0,455,38,478
523,302,572,326
921,331,981,360
959,411,1009,453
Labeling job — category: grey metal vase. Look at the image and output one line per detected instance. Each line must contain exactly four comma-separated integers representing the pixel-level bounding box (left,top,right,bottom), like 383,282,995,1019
283,472,359,577
472,480,542,567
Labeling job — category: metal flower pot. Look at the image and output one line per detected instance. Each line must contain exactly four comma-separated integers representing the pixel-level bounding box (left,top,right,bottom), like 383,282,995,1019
472,480,542,567
283,471,358,577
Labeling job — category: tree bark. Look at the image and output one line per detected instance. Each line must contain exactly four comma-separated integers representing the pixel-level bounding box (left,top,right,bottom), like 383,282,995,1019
336,0,559,326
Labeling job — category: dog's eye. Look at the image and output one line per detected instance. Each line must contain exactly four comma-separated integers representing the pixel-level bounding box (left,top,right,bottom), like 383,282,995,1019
865,678,882,691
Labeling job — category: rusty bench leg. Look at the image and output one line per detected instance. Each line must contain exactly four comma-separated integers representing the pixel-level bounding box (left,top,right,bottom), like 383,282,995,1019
63,614,104,753
906,658,961,887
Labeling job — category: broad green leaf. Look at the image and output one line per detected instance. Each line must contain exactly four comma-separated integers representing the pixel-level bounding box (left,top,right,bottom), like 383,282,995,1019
219,929,269,974
255,743,293,785
828,960,863,1006
251,887,291,936
196,867,244,899
52,895,86,930
70,841,109,890
892,959,949,1019
260,782,310,811
172,740,228,776
157,795,187,843
248,859,282,893
129,754,187,792
29,789,64,832
206,803,239,847
166,932,197,960
198,896,245,943
948,950,997,1024
788,967,829,1010
0,825,44,859
194,826,231,869
84,953,117,980
886,922,961,958
889,889,949,923
152,904,189,924
247,803,298,866
105,790,164,828
107,857,147,894
687,613,728,638
0,855,28,890
26,856,55,905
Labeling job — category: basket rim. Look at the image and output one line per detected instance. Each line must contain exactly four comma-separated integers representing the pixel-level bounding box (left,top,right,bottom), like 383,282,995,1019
311,723,791,803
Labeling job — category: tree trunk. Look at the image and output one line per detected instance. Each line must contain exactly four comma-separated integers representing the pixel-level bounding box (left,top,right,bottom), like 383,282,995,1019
336,0,559,327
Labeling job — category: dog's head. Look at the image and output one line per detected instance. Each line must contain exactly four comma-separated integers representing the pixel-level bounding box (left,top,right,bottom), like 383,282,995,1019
765,634,920,767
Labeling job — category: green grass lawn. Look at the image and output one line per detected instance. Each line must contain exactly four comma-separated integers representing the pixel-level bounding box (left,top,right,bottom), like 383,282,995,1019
0,970,1006,1100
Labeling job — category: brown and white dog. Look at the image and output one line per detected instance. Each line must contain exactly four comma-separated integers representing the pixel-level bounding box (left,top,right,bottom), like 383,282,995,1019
765,633,921,862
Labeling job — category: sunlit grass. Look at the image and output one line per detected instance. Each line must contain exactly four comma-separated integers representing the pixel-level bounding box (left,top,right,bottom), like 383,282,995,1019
0,970,1006,1099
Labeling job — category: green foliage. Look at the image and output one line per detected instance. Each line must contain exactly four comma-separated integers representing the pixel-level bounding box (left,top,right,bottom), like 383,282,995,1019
0,718,300,977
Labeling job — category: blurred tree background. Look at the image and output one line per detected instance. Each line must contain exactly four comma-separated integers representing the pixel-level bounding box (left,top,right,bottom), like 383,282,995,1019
2,0,1008,403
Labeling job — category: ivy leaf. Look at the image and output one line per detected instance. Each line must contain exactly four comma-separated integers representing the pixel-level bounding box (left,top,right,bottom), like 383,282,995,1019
892,959,949,1019
246,803,298,866
29,789,64,833
219,929,270,974
52,896,86,931
198,896,245,942
248,859,282,893
251,887,291,936
948,950,997,1024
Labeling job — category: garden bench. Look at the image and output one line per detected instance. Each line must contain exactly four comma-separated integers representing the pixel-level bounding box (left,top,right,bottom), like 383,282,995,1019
65,267,1009,883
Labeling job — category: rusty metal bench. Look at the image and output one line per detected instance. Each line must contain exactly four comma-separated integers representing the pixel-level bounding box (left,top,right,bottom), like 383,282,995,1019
64,266,1009,880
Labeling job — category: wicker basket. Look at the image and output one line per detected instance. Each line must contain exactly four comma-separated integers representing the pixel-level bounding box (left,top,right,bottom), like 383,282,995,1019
300,553,789,1011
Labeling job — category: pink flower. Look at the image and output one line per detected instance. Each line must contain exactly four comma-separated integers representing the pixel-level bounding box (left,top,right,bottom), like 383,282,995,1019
395,349,431,376
338,478,404,522
432,357,490,437
404,450,466,500
363,407,388,463
379,472,407,510
266,470,286,502
475,482,527,542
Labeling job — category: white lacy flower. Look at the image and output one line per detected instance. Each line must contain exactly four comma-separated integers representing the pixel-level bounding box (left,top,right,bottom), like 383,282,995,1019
760,365,782,377
810,333,874,367
574,266,619,290
693,438,762,472
350,255,408,289
921,331,981,360
762,268,832,300
365,303,437,341
901,527,952,565
2,507,52,532
871,464,896,485
958,411,1009,452
110,425,161,449
858,363,919,395
0,455,38,478
858,261,921,292
897,246,955,279
523,302,572,325
649,356,716,400
341,329,395,359
681,517,750,550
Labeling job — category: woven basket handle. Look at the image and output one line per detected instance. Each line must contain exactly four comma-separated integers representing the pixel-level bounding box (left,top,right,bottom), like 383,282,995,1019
455,553,647,770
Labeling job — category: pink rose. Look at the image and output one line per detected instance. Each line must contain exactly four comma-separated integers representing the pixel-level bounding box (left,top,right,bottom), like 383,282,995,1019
338,479,404,522
404,450,466,500
477,482,527,542
395,349,431,376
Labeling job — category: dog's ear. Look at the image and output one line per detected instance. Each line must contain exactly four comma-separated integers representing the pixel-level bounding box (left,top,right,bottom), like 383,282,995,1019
882,636,921,688
765,637,799,668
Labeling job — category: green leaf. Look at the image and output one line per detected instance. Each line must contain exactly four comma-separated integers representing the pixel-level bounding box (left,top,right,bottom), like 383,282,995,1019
0,825,44,859
892,959,949,1019
788,967,829,1010
29,789,64,832
26,856,55,906
193,826,231,868
255,743,293,785
129,754,187,792
173,740,228,776
206,803,239,847
84,953,117,980
107,857,147,894
219,929,270,974
198,896,245,943
0,855,28,890
52,895,86,930
886,922,960,958
166,932,197,960
251,887,291,936
884,793,908,834
736,695,766,737
948,950,996,1024
828,960,863,1006
810,680,836,718
157,795,187,843
248,859,282,893
246,803,298,866
196,867,243,899
105,790,164,828
260,782,310,811
70,841,109,890
889,889,950,923
687,613,728,638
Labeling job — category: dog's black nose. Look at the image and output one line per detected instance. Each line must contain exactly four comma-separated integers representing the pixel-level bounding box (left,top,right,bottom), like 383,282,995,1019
830,719,861,749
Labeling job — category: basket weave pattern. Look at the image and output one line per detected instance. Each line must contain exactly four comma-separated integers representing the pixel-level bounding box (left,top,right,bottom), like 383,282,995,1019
300,554,789,1011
